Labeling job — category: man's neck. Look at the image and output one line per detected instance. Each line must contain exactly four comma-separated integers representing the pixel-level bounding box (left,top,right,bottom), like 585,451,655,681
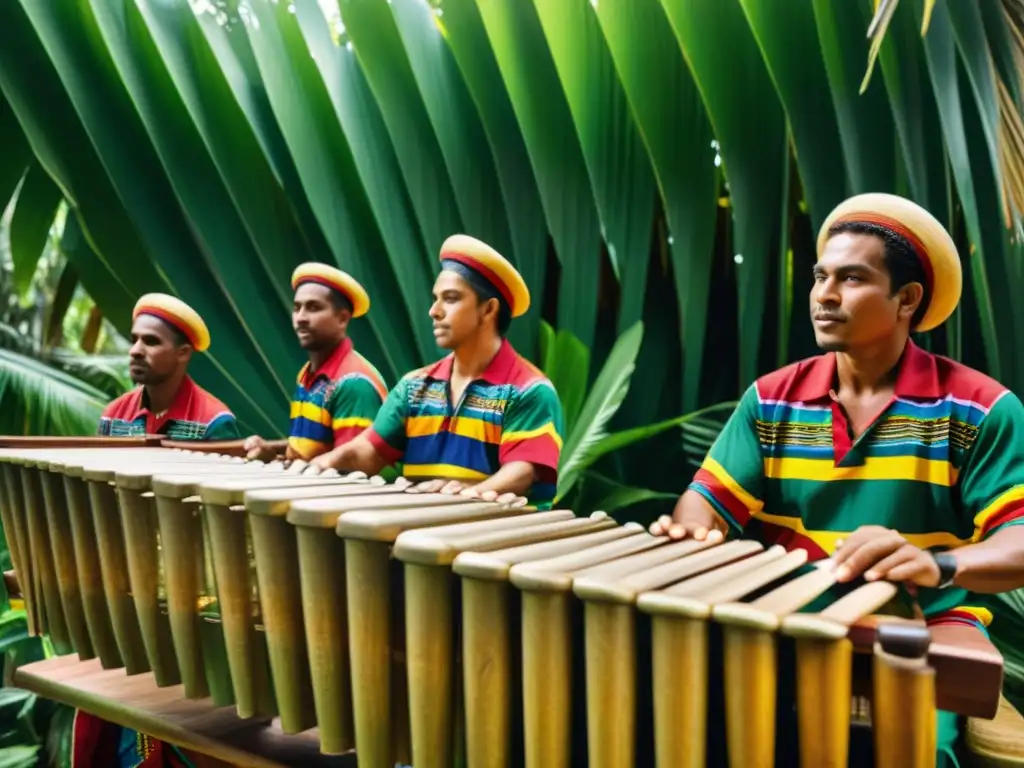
309,336,346,373
451,334,503,380
144,373,186,416
834,335,909,396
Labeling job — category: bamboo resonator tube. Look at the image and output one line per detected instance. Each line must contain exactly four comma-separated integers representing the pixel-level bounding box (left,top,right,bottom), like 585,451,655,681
0,442,1001,767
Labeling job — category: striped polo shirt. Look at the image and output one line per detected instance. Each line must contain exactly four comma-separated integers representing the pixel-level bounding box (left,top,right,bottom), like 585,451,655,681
689,340,1024,633
365,339,564,508
98,375,240,441
289,336,388,460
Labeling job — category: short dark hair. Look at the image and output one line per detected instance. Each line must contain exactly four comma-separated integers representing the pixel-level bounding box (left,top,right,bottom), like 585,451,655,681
828,220,930,328
326,287,354,314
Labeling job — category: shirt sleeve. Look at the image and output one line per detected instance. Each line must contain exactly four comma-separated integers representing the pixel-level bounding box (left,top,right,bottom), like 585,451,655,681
958,391,1024,541
685,384,765,535
328,376,384,447
365,378,410,464
499,381,564,483
204,413,242,441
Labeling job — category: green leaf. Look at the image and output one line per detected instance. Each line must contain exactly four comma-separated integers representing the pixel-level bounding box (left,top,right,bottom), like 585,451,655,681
291,1,435,367
475,0,602,348
736,0,848,229
43,260,78,349
659,0,786,388
437,0,549,358
593,0,717,412
0,97,32,214
556,320,644,501
244,0,422,382
0,347,107,436
532,0,657,334
538,326,589,436
811,0,898,195
0,745,39,768
8,164,61,295
593,485,677,515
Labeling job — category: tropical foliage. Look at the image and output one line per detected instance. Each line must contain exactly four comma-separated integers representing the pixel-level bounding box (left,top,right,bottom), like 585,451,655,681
0,0,1022,504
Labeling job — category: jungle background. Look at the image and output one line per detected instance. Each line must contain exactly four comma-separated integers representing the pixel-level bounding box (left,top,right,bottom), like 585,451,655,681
0,0,1022,763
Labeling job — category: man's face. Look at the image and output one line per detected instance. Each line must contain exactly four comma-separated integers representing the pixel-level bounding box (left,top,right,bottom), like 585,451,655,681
293,283,349,352
128,315,190,385
809,232,921,352
429,271,496,350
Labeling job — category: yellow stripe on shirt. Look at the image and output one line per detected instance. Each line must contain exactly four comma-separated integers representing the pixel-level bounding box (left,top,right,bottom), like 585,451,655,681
750,509,970,555
403,463,490,481
763,456,957,486
407,414,503,444
332,416,373,432
501,422,563,450
290,400,331,426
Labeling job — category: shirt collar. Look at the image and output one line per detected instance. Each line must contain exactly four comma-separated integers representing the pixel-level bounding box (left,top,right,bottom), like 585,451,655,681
429,339,518,384
798,339,941,401
297,337,353,387
131,375,197,421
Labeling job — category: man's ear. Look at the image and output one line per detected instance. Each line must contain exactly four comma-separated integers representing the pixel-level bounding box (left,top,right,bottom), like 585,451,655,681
898,281,925,322
177,344,194,365
335,307,352,333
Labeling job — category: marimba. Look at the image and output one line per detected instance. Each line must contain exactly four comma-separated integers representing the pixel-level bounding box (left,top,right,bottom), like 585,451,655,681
0,438,1004,768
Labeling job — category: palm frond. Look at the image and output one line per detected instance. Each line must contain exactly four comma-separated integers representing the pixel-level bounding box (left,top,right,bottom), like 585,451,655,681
0,348,107,436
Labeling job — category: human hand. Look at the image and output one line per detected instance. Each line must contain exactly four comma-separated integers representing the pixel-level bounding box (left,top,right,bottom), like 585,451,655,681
648,513,726,543
243,435,273,461
832,525,940,587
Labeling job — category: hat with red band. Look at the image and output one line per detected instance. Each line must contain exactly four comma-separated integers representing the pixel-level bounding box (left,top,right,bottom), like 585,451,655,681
438,234,530,318
291,262,370,318
133,293,210,352
817,193,962,332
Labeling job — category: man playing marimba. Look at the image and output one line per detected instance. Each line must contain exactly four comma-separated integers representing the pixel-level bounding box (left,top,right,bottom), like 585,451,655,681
651,193,1024,765
85,292,239,766
243,263,387,462
98,293,240,441
310,235,564,509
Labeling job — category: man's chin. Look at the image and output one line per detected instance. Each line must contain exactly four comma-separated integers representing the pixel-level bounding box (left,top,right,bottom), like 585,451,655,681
815,336,849,352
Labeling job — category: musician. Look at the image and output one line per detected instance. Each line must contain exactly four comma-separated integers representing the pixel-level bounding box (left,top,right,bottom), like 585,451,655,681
309,235,563,509
243,263,387,462
83,291,240,766
98,293,240,441
650,193,1024,765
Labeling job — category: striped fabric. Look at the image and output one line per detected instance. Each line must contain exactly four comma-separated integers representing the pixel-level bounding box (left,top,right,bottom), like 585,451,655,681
366,339,564,508
689,340,1024,634
288,337,388,460
98,376,240,441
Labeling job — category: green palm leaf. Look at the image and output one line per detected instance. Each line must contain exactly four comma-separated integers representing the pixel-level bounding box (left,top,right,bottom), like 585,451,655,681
0,347,106,436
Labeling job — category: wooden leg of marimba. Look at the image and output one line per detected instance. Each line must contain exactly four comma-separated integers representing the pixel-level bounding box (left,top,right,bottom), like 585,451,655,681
249,515,316,735
404,562,456,768
346,539,398,768
204,504,275,719
650,616,708,768
87,481,149,674
462,577,510,768
38,471,94,659
722,626,776,768
585,602,636,768
295,527,353,755
521,591,571,768
3,464,38,635
117,489,180,686
22,468,66,646
156,497,210,699
63,476,121,668
872,626,936,768
795,637,852,768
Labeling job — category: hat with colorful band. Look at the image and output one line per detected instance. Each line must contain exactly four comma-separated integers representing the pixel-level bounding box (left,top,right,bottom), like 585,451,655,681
817,192,962,332
291,262,370,318
133,293,210,352
438,234,530,318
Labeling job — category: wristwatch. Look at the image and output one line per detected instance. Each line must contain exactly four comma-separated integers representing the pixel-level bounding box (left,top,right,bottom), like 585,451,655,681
932,551,958,589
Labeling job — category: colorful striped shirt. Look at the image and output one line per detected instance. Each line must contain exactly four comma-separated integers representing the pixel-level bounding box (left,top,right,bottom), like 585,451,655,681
689,340,1024,634
288,336,387,460
98,375,240,441
366,339,564,508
